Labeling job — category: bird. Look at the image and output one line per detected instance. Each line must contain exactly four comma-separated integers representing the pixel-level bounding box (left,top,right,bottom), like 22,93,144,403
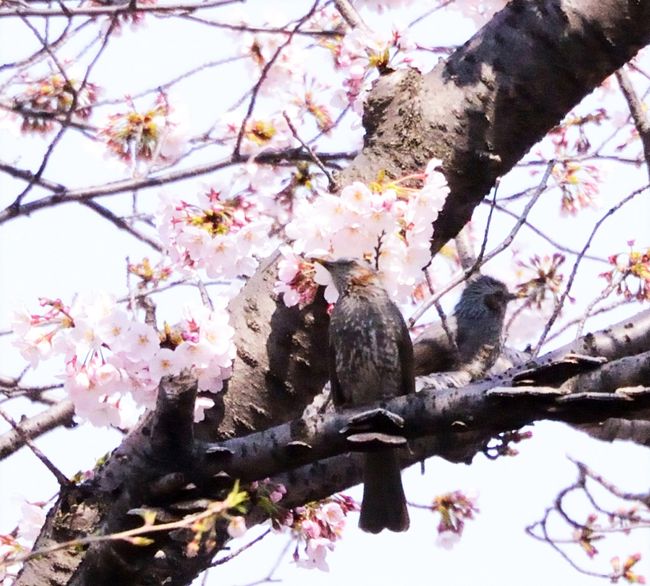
315,257,413,533
413,275,517,378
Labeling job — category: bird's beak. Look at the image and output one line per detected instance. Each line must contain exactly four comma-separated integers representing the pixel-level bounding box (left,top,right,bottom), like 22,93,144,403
506,291,519,301
311,257,332,270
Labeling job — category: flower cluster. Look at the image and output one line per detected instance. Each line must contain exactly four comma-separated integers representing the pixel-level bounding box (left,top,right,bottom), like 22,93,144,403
504,252,569,343
553,160,600,214
514,253,566,308
328,27,416,112
0,502,47,585
217,112,293,156
12,73,98,134
601,244,650,301
280,495,358,571
157,188,273,280
610,554,646,584
289,78,335,133
549,108,608,156
100,94,186,163
430,490,479,549
275,160,449,306
12,294,235,427
239,25,305,96
128,257,172,290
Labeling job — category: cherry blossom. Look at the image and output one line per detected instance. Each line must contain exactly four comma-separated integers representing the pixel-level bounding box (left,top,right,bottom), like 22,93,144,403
276,161,449,305
279,495,357,572
227,516,247,539
100,93,188,168
157,188,274,280
12,295,235,427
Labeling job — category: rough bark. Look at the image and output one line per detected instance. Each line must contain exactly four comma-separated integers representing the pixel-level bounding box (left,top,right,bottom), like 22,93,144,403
13,1,650,585
203,0,650,441
16,308,650,586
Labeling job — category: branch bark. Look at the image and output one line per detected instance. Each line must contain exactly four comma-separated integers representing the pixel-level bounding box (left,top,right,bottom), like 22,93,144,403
12,1,650,585
16,308,650,586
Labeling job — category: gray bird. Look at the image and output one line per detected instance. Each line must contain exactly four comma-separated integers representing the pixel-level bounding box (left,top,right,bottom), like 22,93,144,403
413,275,516,378
316,258,413,533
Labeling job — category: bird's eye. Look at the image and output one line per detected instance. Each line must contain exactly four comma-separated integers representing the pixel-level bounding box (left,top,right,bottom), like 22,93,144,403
484,291,504,311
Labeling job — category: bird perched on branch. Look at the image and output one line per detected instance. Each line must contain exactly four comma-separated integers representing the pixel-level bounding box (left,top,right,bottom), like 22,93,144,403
413,275,517,378
316,257,413,534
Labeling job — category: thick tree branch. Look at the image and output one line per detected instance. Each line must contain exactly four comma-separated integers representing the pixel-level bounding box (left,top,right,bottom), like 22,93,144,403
12,2,650,585
0,399,75,460
207,0,650,447
15,308,650,586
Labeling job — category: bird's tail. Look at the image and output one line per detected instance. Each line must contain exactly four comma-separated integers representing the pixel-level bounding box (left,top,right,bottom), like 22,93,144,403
359,450,409,533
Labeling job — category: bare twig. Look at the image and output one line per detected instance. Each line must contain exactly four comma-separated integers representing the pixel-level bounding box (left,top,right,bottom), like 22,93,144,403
0,0,241,18
409,160,554,327
82,200,163,251
0,408,71,487
616,68,650,180
0,400,75,460
532,183,648,355
282,111,335,190
212,528,272,566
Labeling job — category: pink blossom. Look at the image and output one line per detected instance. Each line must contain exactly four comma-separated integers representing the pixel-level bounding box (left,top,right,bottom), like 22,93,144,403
17,502,46,545
193,396,215,423
301,519,321,539
117,322,160,362
96,309,132,346
149,348,184,382
277,171,449,305
298,538,332,572
317,502,346,532
175,340,214,370
227,516,247,539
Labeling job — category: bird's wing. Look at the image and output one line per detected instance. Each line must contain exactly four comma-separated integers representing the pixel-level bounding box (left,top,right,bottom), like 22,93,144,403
328,335,345,406
381,301,415,396
412,315,458,376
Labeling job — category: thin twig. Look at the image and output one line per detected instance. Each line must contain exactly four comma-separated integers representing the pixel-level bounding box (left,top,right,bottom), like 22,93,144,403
532,183,649,356
409,160,554,327
234,1,320,157
81,200,163,251
543,297,629,344
282,111,335,190
574,273,625,339
212,528,272,566
0,0,241,18
0,407,71,487
491,201,606,263
333,0,371,33
616,68,650,181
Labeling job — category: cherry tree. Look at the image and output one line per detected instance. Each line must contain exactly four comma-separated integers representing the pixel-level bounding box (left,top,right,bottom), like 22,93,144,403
0,0,649,585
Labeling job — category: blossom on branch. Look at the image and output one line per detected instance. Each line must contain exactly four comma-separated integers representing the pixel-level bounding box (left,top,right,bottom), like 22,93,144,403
11,73,98,134
275,160,449,305
100,93,188,165
601,244,650,301
157,188,273,280
11,293,235,427
280,495,358,572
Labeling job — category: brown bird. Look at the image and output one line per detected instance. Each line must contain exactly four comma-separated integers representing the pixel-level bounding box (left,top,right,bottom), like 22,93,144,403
316,258,413,533
413,275,516,377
